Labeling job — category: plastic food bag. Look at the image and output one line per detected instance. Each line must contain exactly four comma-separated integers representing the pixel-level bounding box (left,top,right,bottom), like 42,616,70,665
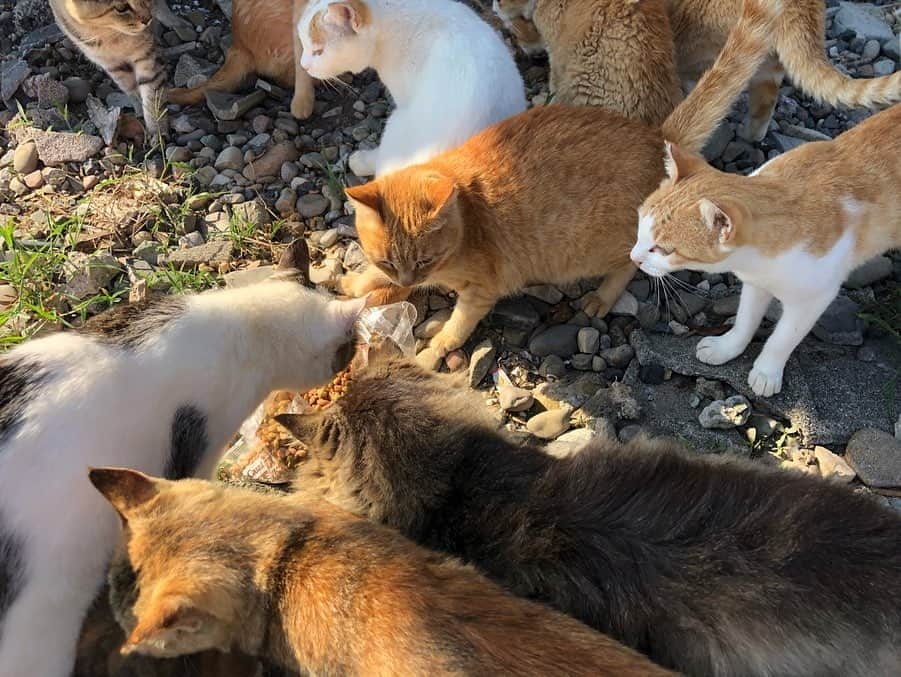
218,301,418,484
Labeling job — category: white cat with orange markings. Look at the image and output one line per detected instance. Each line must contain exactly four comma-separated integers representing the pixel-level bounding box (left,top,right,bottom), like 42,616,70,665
631,105,901,397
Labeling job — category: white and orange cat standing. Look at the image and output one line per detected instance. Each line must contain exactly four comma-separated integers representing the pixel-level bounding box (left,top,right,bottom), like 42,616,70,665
631,105,901,397
296,0,526,177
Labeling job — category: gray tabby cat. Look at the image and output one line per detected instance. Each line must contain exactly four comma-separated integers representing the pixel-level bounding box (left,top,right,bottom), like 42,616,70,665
49,0,192,137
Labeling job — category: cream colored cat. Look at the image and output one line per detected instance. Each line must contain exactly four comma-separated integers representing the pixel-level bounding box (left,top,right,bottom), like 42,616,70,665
631,104,901,397
342,0,783,359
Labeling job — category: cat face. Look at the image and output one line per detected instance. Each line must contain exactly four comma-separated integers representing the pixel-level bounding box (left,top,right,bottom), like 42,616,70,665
89,469,247,658
345,169,464,288
66,0,153,34
631,143,740,277
297,0,374,79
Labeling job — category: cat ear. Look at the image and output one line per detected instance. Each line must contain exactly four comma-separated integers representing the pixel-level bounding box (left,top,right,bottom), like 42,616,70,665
663,142,707,183
275,238,312,285
89,467,162,519
345,181,382,216
123,594,216,656
324,0,370,33
425,173,458,216
698,199,736,245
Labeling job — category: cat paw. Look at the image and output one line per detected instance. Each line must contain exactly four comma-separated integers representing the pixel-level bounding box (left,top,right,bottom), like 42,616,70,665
748,359,784,397
349,150,376,177
738,118,769,143
429,330,465,358
696,335,744,366
579,292,612,318
290,92,314,120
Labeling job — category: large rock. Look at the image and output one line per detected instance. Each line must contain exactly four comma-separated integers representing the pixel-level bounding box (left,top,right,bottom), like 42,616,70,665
845,256,894,289
62,251,122,299
812,295,863,346
468,339,496,387
242,141,298,180
834,3,894,42
529,324,580,357
845,428,901,489
205,89,267,121
698,396,752,430
159,240,233,268
12,127,104,165
1,60,30,101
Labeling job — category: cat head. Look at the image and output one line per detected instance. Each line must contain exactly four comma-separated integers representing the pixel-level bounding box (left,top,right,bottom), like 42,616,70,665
344,169,465,287
65,0,153,34
276,339,490,535
631,143,747,277
89,468,257,658
297,0,374,79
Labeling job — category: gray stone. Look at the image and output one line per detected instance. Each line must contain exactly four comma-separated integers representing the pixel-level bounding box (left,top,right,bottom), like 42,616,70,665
545,427,596,458
243,141,298,180
812,295,863,346
772,133,807,153
165,145,192,163
159,239,233,268
488,298,540,331
310,228,339,248
712,295,741,316
699,396,752,430
468,339,496,387
813,446,856,484
205,89,267,121
599,344,634,368
230,198,271,226
571,354,594,371
498,382,534,413
636,302,660,330
13,141,37,174
780,124,832,143
578,381,640,422
22,73,68,108
62,76,90,104
529,325,580,358
343,241,366,271
132,241,162,265
85,95,121,146
214,146,244,171
703,122,733,161
835,3,894,42
1,60,30,101
695,377,726,402
539,355,566,379
896,414,901,440
62,251,122,299
524,284,564,305
173,54,217,88
577,327,600,354
12,127,103,165
527,407,573,440
297,193,330,219
846,428,901,489
845,256,893,288
275,188,297,216
610,290,639,317
179,231,205,248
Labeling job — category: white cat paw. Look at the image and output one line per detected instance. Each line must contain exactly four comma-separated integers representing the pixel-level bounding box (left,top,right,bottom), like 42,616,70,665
349,150,376,177
696,335,744,366
748,359,784,397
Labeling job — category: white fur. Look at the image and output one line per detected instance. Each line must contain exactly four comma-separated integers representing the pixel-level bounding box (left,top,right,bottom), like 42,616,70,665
0,282,363,677
632,203,865,397
297,0,526,176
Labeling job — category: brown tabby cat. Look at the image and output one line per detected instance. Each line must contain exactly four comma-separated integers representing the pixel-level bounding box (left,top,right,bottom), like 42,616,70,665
341,0,781,358
167,0,316,119
50,0,191,137
494,0,683,126
498,0,901,142
90,468,674,676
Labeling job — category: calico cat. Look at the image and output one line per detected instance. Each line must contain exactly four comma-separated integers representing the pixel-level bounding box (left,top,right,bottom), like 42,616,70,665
631,105,901,397
0,241,363,677
493,0,683,126
277,344,901,676
168,0,316,120
296,0,527,177
340,0,782,358
49,0,191,138
93,468,674,676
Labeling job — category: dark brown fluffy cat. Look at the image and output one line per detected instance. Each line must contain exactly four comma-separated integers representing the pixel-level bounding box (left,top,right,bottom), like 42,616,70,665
277,342,901,677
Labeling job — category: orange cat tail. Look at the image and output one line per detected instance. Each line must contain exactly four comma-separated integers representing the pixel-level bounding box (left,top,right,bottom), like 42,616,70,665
776,22,901,108
660,0,783,153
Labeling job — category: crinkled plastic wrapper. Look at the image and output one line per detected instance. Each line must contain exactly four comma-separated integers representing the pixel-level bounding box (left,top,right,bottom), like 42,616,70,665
218,301,418,485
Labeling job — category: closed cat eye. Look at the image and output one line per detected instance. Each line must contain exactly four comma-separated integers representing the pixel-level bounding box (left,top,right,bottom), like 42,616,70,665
378,260,396,270
650,245,672,256
416,258,435,268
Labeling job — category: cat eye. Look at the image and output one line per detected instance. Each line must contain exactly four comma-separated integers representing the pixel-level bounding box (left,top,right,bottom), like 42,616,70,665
378,260,396,270
416,257,436,269
650,245,673,256
312,48,324,57
114,4,130,12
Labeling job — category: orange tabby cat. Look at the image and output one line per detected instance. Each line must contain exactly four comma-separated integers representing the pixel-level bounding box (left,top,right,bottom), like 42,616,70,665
89,468,674,676
167,0,315,119
500,0,901,142
494,0,683,126
631,104,901,397
341,0,782,358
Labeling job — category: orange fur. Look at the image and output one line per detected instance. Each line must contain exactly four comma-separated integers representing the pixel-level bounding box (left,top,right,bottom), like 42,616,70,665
343,0,781,357
496,0,682,126
167,0,315,119
90,468,673,676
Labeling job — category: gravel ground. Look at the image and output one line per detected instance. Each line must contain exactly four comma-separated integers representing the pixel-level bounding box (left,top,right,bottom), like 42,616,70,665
0,0,899,496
